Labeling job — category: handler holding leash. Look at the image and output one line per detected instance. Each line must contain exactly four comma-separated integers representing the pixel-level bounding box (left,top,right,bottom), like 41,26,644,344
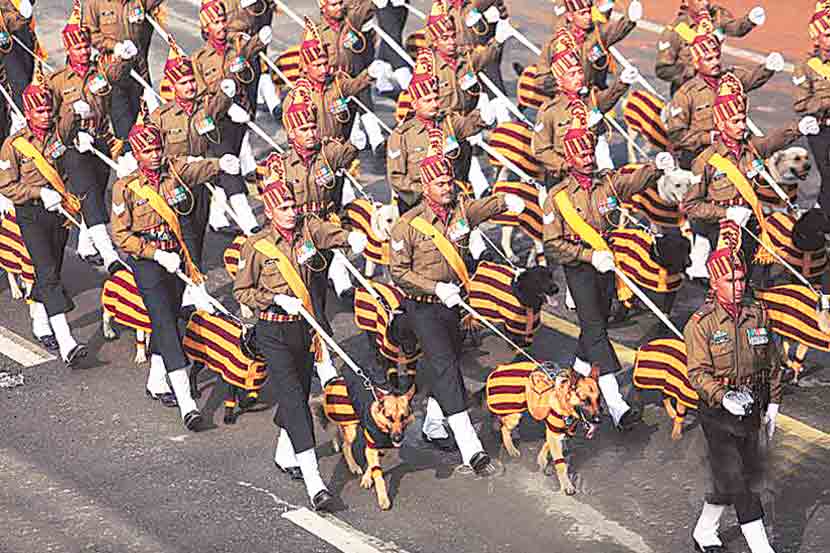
684,222,782,553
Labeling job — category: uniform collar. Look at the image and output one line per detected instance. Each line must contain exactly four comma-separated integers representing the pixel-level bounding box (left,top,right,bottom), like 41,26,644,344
714,298,754,325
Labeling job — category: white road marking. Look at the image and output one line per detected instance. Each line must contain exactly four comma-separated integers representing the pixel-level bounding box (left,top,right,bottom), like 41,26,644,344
0,326,54,367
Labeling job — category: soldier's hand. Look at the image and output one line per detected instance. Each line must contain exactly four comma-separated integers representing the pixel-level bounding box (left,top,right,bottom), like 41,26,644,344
391,0,407,6
590,250,615,274
435,282,462,308
765,52,785,72
367,60,387,80
372,0,389,8
220,79,237,98
748,6,766,26
503,193,526,214
258,26,273,46
240,0,258,8
17,0,32,19
191,284,217,315
722,390,748,416
347,231,368,255
0,193,13,217
596,0,614,14
219,154,241,175
75,132,95,154
228,103,251,124
116,40,138,61
484,6,502,23
627,0,643,22
726,206,752,226
274,294,303,315
495,19,514,44
764,403,779,439
72,100,92,120
479,99,497,125
153,250,181,273
655,152,676,172
469,229,487,260
620,66,640,85
799,116,820,136
39,188,62,212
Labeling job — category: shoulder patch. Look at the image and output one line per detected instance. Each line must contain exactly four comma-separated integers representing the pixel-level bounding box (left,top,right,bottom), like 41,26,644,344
670,105,683,118
238,258,246,271
658,41,671,51
793,75,806,86
388,149,401,159
543,211,555,225
391,239,404,252
0,160,9,170
112,202,125,216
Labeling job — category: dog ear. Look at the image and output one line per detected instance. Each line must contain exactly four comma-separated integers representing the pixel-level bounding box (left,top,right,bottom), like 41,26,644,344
371,401,391,431
403,384,416,402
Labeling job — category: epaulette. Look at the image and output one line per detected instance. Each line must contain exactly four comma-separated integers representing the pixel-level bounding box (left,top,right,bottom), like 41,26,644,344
539,98,558,112
692,299,717,321
618,164,645,175
396,117,418,133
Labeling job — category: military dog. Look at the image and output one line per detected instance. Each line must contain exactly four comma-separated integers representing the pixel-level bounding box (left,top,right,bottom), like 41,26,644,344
486,362,601,495
319,370,416,510
101,268,151,364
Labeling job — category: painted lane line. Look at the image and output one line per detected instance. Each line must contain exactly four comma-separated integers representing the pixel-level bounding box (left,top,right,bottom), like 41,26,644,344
0,326,54,367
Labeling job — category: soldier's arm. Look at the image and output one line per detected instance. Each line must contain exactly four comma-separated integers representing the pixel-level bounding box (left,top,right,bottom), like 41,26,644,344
466,194,508,227
542,192,591,265
225,3,256,34
655,28,686,85
111,180,157,259
169,156,222,187
736,63,774,93
233,239,271,310
234,31,268,62
718,6,755,38
390,222,440,297
338,70,372,97
345,0,376,29
594,80,629,113
684,156,727,221
103,52,132,84
386,129,407,193
450,112,488,140
793,64,830,115
531,107,566,178
3,6,30,33
307,216,351,250
82,0,117,52
684,316,727,408
321,138,359,171
612,163,660,201
666,89,712,153
204,88,234,120
469,41,502,73
751,123,800,159
146,0,166,13
0,139,33,204
600,16,636,47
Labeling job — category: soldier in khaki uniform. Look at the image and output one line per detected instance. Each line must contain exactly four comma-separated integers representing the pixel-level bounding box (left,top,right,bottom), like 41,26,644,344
542,101,677,430
536,0,640,95
390,127,525,472
684,223,782,553
0,0,33,142
445,0,508,90
315,0,376,76
234,156,367,512
794,6,830,216
110,123,241,430
387,48,492,213
82,0,164,138
532,27,634,186
656,0,764,96
47,1,134,272
666,32,782,169
683,73,816,287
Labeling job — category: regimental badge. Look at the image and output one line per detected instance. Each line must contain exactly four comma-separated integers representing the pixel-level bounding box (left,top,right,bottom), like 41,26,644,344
342,31,359,50
588,44,606,63
597,196,618,215
195,116,216,136
89,73,108,94
448,218,470,242
296,239,317,265
166,185,188,206
329,97,349,115
45,140,67,161
711,330,729,345
746,158,764,179
459,71,478,91
128,6,145,23
315,165,334,187
444,134,459,154
713,170,726,179
229,56,247,74
0,31,11,49
747,327,769,346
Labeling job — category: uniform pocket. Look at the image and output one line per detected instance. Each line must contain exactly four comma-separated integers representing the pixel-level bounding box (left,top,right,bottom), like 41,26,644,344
710,342,734,371
131,202,160,232
709,177,735,202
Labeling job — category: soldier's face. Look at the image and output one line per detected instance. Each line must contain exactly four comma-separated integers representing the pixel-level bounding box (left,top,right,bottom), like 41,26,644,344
435,30,457,58
206,14,227,42
174,75,197,101
716,112,747,141
696,51,721,77
571,149,594,171
135,146,163,172
557,65,585,93
67,41,91,68
289,122,320,150
321,0,344,20
424,175,455,206
817,30,830,53
268,200,297,230
567,8,592,30
413,92,439,118
25,104,52,131
305,57,329,84
713,268,745,305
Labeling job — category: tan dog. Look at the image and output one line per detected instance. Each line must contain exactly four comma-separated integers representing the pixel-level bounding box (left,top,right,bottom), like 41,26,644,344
319,374,416,510
486,362,601,495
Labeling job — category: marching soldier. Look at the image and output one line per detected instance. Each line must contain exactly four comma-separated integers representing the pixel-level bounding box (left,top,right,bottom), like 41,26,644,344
234,156,367,512
110,122,242,429
685,222,782,553
0,0,33,137
536,0,641,95
372,1,413,94
48,0,134,272
683,73,817,286
0,65,88,367
542,101,677,430
666,32,782,169
532,27,634,187
446,0,509,90
656,0,765,96
389,127,525,470
794,5,830,216
387,48,493,213
82,0,165,139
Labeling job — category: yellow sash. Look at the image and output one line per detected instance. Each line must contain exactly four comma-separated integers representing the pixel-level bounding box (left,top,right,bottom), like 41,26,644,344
553,190,610,251
707,153,776,264
591,6,608,24
672,22,697,44
11,137,81,216
807,57,830,80
409,216,470,288
253,239,313,314
125,178,203,282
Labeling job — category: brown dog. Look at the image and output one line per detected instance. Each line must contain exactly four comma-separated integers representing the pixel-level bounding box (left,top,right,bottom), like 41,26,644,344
319,371,416,510
486,362,601,495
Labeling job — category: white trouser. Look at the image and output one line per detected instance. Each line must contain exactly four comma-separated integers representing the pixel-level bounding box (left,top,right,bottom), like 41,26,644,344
168,368,198,418
447,410,484,465
740,519,776,553
598,373,631,425
296,448,326,499
49,313,78,360
146,354,173,395
29,302,51,339
422,396,449,439
274,429,299,469
693,502,725,548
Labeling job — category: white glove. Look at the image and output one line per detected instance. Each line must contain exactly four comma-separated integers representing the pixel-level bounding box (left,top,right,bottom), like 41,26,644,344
0,193,13,216
748,6,766,26
765,52,785,72
627,0,643,22
820,294,830,313
220,78,237,98
764,403,779,439
192,284,216,315
655,151,676,172
228,103,251,124
799,116,820,136
587,108,604,128
367,59,387,80
504,193,526,214
219,154,241,175
153,250,181,273
372,0,389,8
591,250,615,273
75,132,95,154
117,40,138,61
469,228,487,260
484,5,502,23
274,294,303,315
17,0,32,19
391,0,406,5
347,231,368,255
479,99,497,126
597,0,614,13
722,390,749,416
495,19,514,44
435,281,462,308
240,0,258,7
620,66,640,85
726,206,752,226
258,25,272,46
72,100,92,120
117,152,138,178
39,188,62,212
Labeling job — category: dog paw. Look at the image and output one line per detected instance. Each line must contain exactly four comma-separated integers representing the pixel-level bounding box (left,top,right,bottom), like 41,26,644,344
563,483,577,496
134,352,148,365
360,474,374,489
505,444,521,458
349,463,363,476
378,496,391,510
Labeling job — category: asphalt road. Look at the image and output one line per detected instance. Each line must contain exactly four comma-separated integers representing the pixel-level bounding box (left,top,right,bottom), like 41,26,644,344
1,2,830,552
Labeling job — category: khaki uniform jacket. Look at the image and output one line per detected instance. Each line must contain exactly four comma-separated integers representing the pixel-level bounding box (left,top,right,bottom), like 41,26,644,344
433,43,502,114
233,221,350,311
47,55,130,140
666,66,774,159
531,81,629,180
149,92,233,158
282,71,371,141
223,0,266,34
0,127,68,205
386,111,487,198
684,299,782,409
282,138,358,215
655,6,755,92
82,0,164,80
542,164,660,266
536,17,636,95
793,52,830,122
683,124,800,222
110,157,221,259
317,0,376,75
390,194,507,297
192,32,268,112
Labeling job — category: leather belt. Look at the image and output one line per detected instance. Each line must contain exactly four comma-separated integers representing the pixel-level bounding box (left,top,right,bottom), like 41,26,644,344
259,311,302,323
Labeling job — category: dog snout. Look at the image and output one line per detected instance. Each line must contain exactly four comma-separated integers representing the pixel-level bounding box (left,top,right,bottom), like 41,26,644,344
391,433,404,446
